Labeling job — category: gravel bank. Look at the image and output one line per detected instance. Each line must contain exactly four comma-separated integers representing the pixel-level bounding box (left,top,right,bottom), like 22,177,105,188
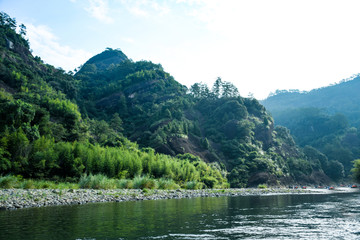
0,187,353,210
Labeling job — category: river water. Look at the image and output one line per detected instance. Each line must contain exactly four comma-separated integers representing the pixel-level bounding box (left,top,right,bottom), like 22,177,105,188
0,192,359,240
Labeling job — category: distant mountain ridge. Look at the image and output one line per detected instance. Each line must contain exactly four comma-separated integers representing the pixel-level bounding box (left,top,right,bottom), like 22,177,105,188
262,76,360,126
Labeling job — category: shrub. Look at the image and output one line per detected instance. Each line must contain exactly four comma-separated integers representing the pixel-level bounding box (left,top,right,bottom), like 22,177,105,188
79,174,116,189
185,181,203,190
133,175,158,189
20,179,35,189
158,178,179,190
116,179,133,189
201,176,218,188
0,175,19,188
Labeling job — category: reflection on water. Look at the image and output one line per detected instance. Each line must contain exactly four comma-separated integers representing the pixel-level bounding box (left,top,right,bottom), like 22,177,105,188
0,193,359,239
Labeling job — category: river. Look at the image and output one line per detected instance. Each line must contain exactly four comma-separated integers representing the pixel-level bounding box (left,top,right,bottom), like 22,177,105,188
0,192,359,239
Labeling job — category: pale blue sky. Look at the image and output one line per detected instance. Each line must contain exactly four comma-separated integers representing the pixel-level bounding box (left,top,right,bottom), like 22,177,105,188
2,0,360,99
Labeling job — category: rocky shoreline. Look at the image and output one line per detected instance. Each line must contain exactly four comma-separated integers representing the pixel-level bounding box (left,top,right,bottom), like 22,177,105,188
0,187,355,210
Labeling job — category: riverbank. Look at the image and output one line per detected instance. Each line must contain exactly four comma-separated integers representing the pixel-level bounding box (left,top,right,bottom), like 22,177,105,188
1,187,358,210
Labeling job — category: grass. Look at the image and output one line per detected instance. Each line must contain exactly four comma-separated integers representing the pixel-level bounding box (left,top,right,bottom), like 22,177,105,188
0,175,80,189
258,184,268,189
158,178,180,190
184,181,204,190
79,174,117,189
0,175,19,188
0,174,223,190
132,175,158,189
78,174,182,190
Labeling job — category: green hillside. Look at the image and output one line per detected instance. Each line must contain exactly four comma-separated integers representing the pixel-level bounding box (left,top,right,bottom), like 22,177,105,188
262,76,360,126
0,11,339,187
262,76,360,179
0,12,227,189
73,48,336,186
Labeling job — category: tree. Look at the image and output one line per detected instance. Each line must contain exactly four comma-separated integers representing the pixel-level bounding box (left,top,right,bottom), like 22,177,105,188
228,166,249,188
7,128,30,174
303,145,328,171
351,159,360,182
190,83,201,98
110,113,123,133
326,160,345,181
19,23,26,36
221,81,239,98
212,77,222,98
0,12,16,29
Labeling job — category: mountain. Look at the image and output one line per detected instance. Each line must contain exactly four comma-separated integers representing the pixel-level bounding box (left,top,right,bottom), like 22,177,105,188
77,47,128,73
0,11,339,187
262,77,360,178
73,49,337,186
262,76,360,126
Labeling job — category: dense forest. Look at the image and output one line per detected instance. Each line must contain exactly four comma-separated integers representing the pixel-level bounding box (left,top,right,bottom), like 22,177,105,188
262,78,360,181
0,11,356,188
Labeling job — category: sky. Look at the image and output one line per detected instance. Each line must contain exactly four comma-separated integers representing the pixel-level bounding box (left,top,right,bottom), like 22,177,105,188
2,0,360,99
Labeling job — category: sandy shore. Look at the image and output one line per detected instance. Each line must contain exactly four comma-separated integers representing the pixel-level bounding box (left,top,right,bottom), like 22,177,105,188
0,187,358,210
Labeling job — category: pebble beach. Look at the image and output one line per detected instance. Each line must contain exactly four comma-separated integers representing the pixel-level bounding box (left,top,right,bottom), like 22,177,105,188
2,187,357,210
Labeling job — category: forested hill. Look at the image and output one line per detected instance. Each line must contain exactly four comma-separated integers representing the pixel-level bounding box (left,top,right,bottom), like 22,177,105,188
0,11,343,187
73,48,340,186
261,77,360,179
262,76,360,127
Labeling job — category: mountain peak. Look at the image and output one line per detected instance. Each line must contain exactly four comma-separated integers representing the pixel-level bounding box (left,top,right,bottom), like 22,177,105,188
79,48,128,73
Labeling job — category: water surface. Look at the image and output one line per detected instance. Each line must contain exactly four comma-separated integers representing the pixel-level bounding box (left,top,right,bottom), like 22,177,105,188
1,193,359,239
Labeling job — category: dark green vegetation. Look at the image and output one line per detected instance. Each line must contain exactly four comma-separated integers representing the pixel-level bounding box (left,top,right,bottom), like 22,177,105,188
0,12,340,188
262,77,360,181
0,12,226,189
0,174,184,190
74,47,328,187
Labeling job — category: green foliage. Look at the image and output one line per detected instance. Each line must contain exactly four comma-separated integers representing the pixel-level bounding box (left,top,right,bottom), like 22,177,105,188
351,159,360,182
184,181,203,190
0,175,78,189
0,175,19,188
326,160,345,181
201,176,218,188
0,132,227,188
0,11,322,189
258,184,267,189
132,175,158,189
303,145,328,171
79,174,117,189
287,157,312,180
190,78,240,99
157,178,180,190
263,77,360,180
228,167,249,188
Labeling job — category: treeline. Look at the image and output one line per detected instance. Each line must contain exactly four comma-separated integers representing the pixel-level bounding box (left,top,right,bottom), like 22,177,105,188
190,77,240,99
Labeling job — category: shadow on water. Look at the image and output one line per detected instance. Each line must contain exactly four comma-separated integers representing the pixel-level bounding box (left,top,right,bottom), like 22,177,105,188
0,193,359,240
